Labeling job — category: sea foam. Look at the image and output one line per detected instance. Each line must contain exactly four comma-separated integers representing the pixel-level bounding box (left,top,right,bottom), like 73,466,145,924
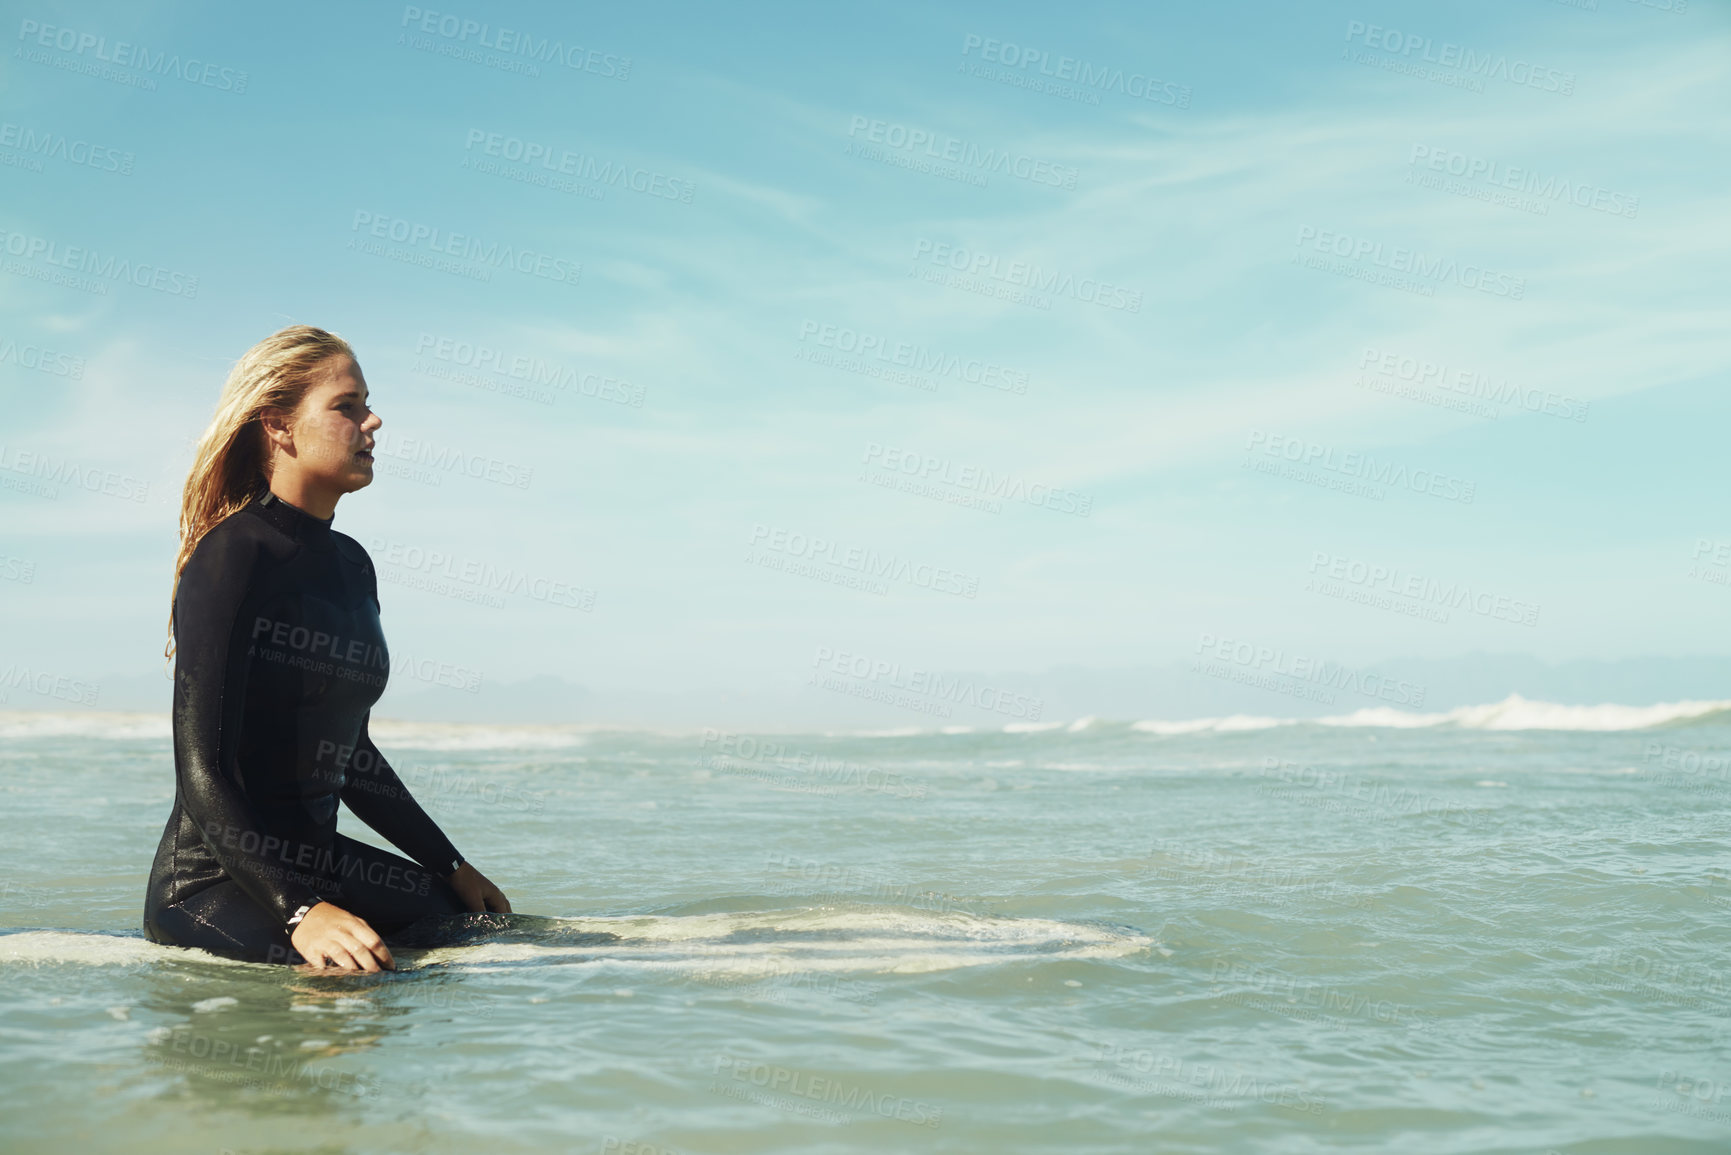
0,911,1152,977
1129,693,1731,734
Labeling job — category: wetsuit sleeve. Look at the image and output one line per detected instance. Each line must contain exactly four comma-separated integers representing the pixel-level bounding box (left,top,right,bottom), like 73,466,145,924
339,713,464,876
172,526,335,924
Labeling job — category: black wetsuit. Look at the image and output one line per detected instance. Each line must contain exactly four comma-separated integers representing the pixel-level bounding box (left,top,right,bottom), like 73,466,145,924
143,490,467,964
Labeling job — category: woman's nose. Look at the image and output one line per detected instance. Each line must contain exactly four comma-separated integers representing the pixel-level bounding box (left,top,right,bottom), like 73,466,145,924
362,410,382,432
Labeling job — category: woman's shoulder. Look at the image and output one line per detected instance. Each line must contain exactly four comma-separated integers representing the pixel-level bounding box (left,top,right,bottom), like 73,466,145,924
175,508,276,615
182,506,273,575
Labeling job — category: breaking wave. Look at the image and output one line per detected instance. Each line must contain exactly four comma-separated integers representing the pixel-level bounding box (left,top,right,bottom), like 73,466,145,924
1130,693,1731,734
0,909,1153,977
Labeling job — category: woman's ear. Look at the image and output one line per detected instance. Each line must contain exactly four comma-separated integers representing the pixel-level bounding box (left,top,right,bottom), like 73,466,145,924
259,407,295,456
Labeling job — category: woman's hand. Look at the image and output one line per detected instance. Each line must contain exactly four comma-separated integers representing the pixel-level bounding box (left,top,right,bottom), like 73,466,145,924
289,901,395,972
449,862,511,913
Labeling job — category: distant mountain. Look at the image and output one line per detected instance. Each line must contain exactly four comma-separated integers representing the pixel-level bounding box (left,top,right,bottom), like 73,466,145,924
37,654,1731,731
322,653,1731,729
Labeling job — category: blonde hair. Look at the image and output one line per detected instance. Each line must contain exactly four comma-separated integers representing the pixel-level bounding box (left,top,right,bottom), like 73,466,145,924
165,324,353,661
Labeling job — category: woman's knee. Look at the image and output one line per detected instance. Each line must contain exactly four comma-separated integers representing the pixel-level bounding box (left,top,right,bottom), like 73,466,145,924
148,901,296,965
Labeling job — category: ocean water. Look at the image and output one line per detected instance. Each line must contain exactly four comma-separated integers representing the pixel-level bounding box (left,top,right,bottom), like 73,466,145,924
3,700,1731,1154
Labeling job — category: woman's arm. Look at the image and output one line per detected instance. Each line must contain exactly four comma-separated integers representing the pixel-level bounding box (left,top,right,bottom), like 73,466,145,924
338,539,509,914
339,719,511,913
338,712,463,877
172,525,341,925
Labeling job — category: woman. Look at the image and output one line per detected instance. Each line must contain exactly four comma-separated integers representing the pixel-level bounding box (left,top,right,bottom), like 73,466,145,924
143,325,510,971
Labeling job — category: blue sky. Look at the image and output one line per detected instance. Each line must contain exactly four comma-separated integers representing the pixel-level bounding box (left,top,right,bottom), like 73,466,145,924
2,0,1728,721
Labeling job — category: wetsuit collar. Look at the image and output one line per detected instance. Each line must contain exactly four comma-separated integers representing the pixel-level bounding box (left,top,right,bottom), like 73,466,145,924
252,489,336,548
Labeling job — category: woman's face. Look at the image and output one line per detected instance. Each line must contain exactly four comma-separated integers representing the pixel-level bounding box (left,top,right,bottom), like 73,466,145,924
270,354,380,497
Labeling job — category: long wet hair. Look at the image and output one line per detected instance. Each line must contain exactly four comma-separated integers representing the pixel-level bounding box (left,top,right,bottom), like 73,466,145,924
165,325,353,661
